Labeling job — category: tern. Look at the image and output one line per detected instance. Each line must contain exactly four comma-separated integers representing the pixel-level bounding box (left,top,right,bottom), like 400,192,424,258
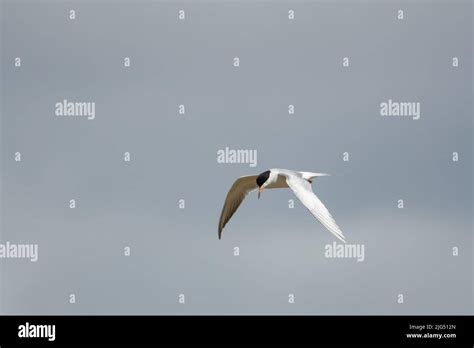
218,168,346,243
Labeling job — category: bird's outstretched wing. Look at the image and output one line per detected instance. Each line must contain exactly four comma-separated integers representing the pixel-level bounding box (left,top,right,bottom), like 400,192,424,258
286,175,346,243
218,175,258,239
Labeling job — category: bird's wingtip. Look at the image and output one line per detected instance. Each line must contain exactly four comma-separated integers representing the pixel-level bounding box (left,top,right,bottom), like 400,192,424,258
335,233,347,244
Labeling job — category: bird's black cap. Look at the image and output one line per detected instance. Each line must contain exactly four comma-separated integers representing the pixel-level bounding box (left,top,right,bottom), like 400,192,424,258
256,170,271,187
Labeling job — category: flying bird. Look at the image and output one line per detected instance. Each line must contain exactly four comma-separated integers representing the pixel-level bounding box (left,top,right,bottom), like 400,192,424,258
218,168,346,243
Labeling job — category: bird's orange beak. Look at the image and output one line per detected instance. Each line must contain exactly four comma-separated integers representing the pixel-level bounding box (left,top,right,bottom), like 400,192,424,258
258,186,264,199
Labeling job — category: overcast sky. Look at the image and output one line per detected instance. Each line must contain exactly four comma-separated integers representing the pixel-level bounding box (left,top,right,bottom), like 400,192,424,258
1,0,472,314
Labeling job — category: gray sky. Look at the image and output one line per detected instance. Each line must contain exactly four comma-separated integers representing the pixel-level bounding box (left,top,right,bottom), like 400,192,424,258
0,0,472,314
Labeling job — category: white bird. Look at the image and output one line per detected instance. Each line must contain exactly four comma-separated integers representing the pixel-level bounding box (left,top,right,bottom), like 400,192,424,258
218,168,346,243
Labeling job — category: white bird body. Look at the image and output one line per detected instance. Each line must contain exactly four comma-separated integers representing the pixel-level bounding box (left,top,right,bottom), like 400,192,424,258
218,168,346,243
